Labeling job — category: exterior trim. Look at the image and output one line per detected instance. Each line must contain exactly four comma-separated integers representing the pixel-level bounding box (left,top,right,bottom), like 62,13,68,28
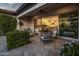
16,3,37,15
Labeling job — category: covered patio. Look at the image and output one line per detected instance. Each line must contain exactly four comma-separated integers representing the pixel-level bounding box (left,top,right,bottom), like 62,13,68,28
17,3,79,40
0,3,79,56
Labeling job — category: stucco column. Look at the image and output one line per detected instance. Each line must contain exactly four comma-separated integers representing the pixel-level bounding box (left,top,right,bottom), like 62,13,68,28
16,18,22,31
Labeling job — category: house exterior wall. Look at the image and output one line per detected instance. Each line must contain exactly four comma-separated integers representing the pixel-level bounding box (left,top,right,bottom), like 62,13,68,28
16,18,34,32
17,4,79,40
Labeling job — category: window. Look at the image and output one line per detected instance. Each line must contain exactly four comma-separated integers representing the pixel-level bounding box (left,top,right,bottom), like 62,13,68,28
59,11,78,39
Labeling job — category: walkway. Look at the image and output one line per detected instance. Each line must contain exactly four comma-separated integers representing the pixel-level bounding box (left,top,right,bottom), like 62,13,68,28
0,36,8,53
0,36,66,56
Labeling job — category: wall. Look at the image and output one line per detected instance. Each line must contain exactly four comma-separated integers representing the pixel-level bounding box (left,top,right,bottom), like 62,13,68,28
16,18,34,32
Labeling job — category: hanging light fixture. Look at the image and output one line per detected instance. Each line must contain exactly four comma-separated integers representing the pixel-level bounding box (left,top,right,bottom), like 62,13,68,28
39,10,47,16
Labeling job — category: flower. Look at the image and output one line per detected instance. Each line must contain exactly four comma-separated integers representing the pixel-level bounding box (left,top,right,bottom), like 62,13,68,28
65,42,68,44
68,42,72,45
70,45,73,47
61,47,64,49
72,41,75,43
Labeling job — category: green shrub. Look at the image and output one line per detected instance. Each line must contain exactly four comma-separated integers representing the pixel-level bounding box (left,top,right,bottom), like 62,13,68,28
6,30,31,50
60,41,79,56
0,13,17,36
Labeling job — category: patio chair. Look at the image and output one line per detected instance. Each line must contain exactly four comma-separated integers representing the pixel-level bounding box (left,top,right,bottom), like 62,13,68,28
40,30,52,44
52,30,58,39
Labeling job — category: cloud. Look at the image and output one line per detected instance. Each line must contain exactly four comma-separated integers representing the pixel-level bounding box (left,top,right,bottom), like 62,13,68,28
0,3,22,11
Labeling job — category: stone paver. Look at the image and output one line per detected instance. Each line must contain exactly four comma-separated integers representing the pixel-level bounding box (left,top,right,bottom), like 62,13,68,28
0,36,8,53
0,36,66,56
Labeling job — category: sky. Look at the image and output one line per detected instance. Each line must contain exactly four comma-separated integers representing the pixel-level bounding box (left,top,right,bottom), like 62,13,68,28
0,3,23,11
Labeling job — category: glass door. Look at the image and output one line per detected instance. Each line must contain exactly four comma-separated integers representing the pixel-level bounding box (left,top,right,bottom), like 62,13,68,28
59,11,78,39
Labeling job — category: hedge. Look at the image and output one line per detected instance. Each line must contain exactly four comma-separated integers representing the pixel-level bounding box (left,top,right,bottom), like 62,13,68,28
6,30,31,50
0,13,17,36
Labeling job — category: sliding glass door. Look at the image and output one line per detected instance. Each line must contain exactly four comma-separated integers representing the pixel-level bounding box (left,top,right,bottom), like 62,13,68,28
59,11,78,39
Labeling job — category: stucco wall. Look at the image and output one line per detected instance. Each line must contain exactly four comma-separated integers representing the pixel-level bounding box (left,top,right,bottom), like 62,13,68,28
16,18,34,32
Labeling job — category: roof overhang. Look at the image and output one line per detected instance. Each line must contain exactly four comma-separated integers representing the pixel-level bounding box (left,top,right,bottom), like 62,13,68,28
17,3,68,19
17,3,46,18
0,3,79,18
0,8,16,15
17,3,79,19
0,3,36,16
